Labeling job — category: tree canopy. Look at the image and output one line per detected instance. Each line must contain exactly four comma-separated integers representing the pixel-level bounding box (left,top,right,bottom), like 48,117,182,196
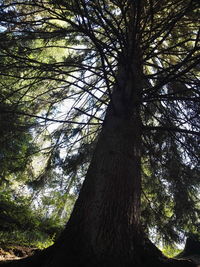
0,0,199,249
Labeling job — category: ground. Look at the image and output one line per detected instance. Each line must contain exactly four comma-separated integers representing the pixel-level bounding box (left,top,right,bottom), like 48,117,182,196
0,240,200,266
0,245,38,263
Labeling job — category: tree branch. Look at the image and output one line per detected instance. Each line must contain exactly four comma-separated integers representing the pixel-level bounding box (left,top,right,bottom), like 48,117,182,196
143,126,200,136
0,110,102,125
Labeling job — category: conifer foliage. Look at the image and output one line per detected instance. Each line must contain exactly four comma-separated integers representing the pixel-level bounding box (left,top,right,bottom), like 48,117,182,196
0,0,199,266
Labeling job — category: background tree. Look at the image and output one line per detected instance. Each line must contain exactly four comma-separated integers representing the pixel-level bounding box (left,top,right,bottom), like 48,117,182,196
0,0,199,266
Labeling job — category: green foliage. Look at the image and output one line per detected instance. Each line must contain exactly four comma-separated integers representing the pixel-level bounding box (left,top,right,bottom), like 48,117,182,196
141,131,200,245
0,190,65,248
161,245,182,258
0,230,54,249
0,0,199,248
0,103,37,182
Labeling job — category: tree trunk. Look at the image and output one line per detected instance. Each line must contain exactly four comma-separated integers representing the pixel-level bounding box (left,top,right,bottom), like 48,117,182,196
2,77,197,267
49,81,143,266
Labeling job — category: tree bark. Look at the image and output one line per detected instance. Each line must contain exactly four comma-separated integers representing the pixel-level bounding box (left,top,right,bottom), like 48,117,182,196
49,81,143,266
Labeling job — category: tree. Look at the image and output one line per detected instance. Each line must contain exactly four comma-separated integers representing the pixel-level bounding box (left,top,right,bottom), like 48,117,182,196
0,0,199,266
0,45,38,185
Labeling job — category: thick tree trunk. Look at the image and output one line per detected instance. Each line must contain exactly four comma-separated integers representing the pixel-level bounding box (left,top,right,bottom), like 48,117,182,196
48,85,143,266
2,81,197,267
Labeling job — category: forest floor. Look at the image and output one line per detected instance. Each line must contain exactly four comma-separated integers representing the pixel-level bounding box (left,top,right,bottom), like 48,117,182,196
0,245,200,266
0,245,39,262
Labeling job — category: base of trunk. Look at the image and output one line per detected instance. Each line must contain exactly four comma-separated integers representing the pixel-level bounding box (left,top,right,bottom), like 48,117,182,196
1,237,196,267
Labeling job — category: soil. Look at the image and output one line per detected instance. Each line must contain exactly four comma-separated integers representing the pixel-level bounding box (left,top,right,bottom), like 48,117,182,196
0,245,39,262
